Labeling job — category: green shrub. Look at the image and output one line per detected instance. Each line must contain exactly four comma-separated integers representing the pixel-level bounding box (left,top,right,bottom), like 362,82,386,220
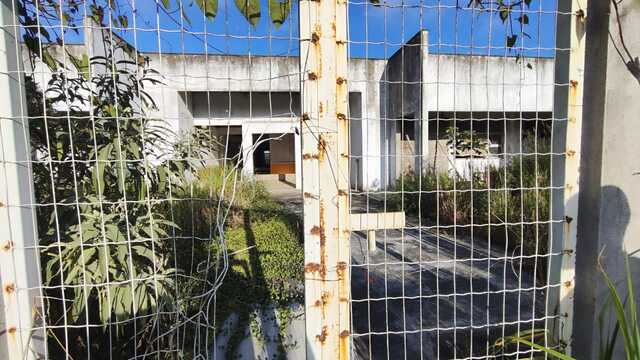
393,132,551,279
167,165,303,358
219,217,304,307
212,215,303,358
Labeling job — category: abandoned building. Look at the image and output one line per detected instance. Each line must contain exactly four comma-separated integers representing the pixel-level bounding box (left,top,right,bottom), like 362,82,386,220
28,26,554,191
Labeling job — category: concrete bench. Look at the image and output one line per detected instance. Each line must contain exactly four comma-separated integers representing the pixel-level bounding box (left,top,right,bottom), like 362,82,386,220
350,212,406,252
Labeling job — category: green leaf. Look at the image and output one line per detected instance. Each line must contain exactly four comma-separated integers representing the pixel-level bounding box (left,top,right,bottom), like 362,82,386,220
100,288,111,326
515,337,575,360
118,15,129,28
269,0,291,28
601,264,634,359
93,143,113,197
196,0,218,20
235,0,261,26
498,5,510,23
506,34,518,48
69,53,90,81
69,291,85,323
42,50,58,71
90,5,104,25
518,14,529,25
162,0,171,9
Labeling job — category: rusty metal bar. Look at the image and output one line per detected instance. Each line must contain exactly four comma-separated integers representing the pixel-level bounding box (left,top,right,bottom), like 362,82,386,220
0,0,46,359
550,0,587,355
299,0,350,356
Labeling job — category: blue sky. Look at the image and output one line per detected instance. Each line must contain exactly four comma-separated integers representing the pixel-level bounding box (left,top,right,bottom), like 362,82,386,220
51,0,557,59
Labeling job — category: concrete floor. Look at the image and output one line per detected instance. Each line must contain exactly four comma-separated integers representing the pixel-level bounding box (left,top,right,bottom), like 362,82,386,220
256,174,302,215
349,226,546,359
257,179,549,359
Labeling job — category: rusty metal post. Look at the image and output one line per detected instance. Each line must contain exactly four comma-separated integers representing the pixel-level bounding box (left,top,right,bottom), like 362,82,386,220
550,0,587,355
299,0,350,356
0,0,46,358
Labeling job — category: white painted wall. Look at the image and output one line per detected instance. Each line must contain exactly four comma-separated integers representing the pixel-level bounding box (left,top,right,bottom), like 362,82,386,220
423,54,554,113
27,28,555,191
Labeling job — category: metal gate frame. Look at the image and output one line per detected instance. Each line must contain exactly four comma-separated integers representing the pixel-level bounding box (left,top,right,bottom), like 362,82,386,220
298,0,588,359
299,0,351,356
0,0,588,358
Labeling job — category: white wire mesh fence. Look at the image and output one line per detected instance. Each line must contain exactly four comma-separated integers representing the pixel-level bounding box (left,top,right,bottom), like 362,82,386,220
345,0,582,358
0,0,584,359
2,0,303,358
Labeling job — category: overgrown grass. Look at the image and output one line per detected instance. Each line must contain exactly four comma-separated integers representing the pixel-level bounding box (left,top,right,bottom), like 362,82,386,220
392,132,551,279
170,166,304,359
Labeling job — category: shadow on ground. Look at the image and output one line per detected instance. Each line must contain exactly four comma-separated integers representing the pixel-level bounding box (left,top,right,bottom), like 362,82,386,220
349,226,547,359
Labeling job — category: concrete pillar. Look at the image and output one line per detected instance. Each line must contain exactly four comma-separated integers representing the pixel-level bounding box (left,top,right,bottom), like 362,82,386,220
0,1,46,358
241,124,254,177
294,126,302,189
420,30,430,175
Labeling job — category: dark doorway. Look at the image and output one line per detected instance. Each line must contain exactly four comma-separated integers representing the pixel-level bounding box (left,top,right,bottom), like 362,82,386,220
253,134,271,174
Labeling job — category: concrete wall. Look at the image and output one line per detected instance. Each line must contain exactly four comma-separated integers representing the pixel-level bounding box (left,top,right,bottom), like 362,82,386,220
347,58,387,189
270,134,295,164
423,54,554,113
382,31,428,185
26,25,555,191
573,1,640,359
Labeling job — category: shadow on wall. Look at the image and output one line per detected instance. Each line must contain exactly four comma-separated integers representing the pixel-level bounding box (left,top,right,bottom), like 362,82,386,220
572,185,640,359
595,186,640,359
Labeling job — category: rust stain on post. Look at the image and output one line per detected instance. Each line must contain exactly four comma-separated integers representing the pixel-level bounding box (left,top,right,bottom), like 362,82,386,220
311,31,321,44
3,240,13,251
336,261,347,279
339,334,349,360
301,0,350,356
319,200,326,262
4,283,15,294
316,326,328,344
317,135,327,162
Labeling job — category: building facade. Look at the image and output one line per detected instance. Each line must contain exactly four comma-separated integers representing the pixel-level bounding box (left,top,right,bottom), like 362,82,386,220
28,24,555,190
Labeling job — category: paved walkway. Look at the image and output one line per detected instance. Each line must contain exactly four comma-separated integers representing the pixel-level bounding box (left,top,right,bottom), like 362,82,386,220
259,180,548,359
256,174,302,215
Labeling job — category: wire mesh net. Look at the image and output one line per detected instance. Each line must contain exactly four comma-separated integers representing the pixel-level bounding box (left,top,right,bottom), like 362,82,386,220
0,0,577,359
345,0,571,359
2,0,303,358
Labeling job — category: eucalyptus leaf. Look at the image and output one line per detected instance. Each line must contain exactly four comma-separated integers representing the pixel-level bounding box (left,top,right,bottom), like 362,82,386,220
196,0,218,20
235,0,261,26
269,0,291,28
42,50,58,71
